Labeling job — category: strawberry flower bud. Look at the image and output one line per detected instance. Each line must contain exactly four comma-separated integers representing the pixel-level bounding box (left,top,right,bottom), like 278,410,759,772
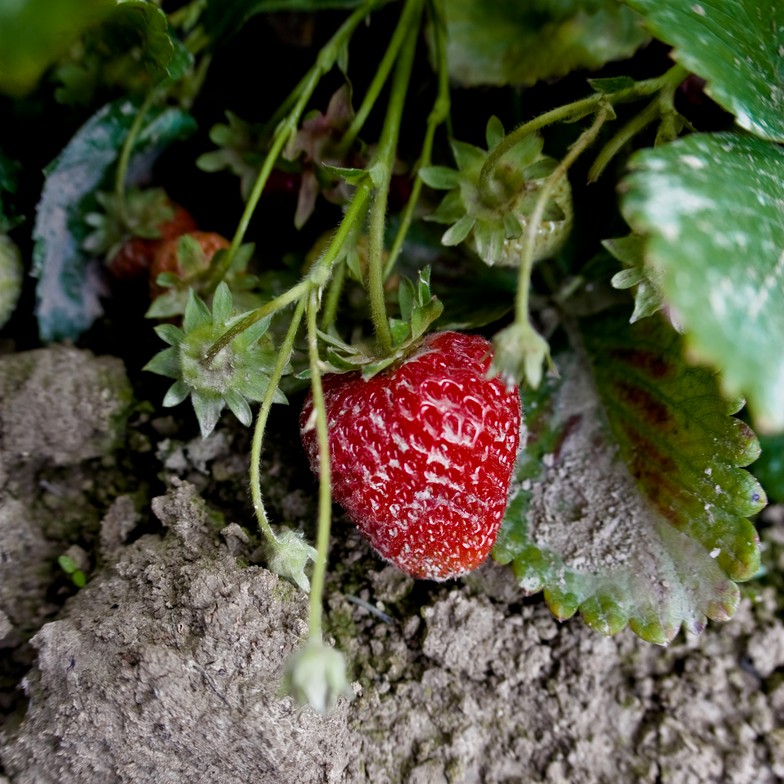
491,320,552,389
264,528,318,593
282,639,352,714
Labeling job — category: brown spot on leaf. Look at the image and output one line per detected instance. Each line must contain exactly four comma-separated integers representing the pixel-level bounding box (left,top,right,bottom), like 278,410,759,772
613,380,673,428
610,349,672,380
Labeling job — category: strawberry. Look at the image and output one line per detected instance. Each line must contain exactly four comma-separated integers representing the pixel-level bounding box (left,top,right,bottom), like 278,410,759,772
300,331,522,580
108,201,197,281
149,230,230,298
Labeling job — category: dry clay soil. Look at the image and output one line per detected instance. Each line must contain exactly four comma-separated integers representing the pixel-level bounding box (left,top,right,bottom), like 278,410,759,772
0,345,783,784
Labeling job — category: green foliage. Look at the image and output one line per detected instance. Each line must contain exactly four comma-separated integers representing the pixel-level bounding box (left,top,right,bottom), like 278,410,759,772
627,0,784,142
58,555,87,589
3,0,783,711
494,310,765,643
620,133,784,432
420,119,573,268
32,99,196,341
145,284,286,438
0,0,112,95
442,0,649,87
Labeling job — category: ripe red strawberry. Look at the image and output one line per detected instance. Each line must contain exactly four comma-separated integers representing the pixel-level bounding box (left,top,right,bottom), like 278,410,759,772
108,202,197,281
300,331,522,580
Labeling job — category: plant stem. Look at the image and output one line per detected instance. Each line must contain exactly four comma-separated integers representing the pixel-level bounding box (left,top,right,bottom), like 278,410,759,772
321,258,347,331
338,0,421,155
478,64,689,199
386,0,450,276
587,96,662,183
207,0,383,289
205,179,372,363
366,0,423,355
515,109,610,327
204,278,311,364
114,90,158,225
249,296,307,545
588,64,689,182
305,288,333,642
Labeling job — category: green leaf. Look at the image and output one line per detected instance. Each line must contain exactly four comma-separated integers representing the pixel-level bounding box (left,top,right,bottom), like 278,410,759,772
0,0,112,95
441,215,475,246
604,234,666,323
418,166,461,190
588,75,636,93
626,0,784,142
33,99,196,342
441,0,649,87
620,132,784,432
494,309,765,644
106,1,182,84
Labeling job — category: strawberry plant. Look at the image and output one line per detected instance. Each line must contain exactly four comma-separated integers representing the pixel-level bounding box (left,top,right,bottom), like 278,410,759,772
1,0,782,714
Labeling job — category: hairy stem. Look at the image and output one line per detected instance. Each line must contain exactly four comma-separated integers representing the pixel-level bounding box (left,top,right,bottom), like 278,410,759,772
249,297,307,545
366,0,423,355
114,90,158,224
338,0,422,154
305,288,332,642
478,64,689,200
588,65,689,182
515,110,610,327
386,0,450,276
207,0,383,289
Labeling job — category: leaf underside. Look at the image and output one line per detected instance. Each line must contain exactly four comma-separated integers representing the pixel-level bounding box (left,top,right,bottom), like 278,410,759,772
627,0,784,142
494,309,765,645
620,132,784,432
442,0,649,88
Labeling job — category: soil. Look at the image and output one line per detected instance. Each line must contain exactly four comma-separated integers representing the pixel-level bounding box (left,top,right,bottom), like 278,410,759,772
0,345,782,784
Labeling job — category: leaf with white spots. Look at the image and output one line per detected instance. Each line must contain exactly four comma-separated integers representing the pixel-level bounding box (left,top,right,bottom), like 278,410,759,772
620,132,784,432
494,309,765,644
626,0,784,141
33,98,196,342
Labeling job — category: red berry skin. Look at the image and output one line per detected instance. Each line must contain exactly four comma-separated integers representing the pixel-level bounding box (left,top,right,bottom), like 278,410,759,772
300,331,522,581
108,203,197,281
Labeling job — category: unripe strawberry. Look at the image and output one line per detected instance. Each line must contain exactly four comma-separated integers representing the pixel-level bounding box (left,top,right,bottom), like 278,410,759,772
149,230,230,298
108,202,197,281
300,331,522,580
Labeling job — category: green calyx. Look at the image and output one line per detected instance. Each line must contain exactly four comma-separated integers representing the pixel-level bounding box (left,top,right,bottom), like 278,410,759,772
144,282,286,437
83,186,174,257
420,116,573,267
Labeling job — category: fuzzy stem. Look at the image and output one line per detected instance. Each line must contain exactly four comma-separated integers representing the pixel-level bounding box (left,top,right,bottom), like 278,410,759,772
204,179,373,364
385,0,450,276
587,97,662,183
515,109,610,327
114,90,158,224
204,278,311,364
305,288,333,642
321,258,348,331
366,0,423,355
338,0,421,155
249,297,307,546
588,65,689,182
478,64,689,201
207,0,383,289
